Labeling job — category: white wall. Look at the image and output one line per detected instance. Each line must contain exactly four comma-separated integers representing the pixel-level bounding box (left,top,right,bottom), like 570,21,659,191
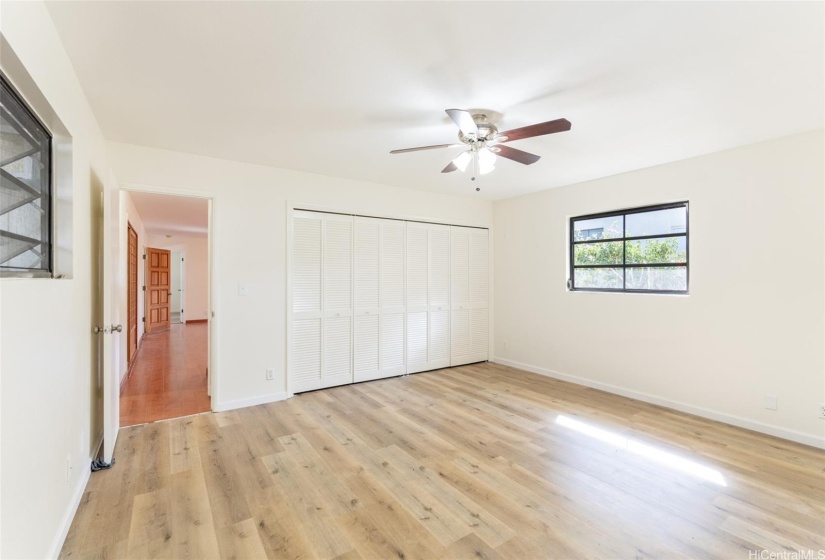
147,234,209,321
0,2,113,558
108,142,493,408
170,251,182,314
493,130,825,447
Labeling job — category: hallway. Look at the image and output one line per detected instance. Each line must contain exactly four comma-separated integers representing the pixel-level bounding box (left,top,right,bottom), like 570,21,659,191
120,322,210,426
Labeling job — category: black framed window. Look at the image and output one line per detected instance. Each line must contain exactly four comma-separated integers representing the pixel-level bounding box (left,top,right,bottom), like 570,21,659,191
569,202,689,293
0,74,52,276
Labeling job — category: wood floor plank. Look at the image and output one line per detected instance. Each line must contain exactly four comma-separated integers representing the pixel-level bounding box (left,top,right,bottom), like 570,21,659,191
169,467,221,559
215,517,268,560
61,363,825,560
262,451,355,559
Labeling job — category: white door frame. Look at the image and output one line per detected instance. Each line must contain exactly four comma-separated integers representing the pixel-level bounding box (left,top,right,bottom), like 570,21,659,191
285,200,493,396
115,182,219,407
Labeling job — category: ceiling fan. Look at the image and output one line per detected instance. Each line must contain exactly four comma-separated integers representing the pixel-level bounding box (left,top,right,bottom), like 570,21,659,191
390,109,571,184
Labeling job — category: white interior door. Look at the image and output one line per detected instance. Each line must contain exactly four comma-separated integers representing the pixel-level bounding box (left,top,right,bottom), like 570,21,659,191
101,186,122,463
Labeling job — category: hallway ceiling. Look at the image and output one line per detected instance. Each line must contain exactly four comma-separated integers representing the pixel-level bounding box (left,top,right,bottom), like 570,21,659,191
128,191,208,237
46,2,824,200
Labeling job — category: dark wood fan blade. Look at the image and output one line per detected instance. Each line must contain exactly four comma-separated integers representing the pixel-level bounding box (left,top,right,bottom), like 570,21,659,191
390,143,458,154
446,109,479,137
498,118,571,143
495,144,541,165
441,161,458,173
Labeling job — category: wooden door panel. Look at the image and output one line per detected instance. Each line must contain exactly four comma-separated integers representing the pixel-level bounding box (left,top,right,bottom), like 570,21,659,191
127,224,138,365
145,247,171,333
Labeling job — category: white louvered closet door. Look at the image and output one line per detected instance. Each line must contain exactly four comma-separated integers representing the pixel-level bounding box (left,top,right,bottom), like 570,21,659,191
322,213,354,389
406,222,429,373
379,220,406,378
428,224,451,371
468,228,489,363
292,209,487,392
450,226,471,365
291,211,324,392
407,222,451,374
353,217,380,382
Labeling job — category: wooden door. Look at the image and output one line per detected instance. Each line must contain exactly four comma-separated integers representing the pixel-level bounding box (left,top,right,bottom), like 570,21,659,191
146,247,171,333
127,223,138,363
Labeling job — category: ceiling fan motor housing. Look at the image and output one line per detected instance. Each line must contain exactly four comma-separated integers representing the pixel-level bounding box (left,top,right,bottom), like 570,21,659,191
458,113,499,145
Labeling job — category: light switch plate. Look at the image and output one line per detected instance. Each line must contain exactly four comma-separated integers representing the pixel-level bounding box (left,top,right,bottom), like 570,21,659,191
238,283,248,296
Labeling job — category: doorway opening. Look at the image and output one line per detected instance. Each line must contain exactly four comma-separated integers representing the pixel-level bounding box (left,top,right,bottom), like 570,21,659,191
120,190,211,426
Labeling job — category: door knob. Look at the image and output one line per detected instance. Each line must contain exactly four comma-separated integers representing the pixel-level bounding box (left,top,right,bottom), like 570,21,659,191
111,324,123,333
93,326,104,334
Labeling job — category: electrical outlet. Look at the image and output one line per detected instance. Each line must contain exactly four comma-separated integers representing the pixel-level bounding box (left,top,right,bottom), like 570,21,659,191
238,283,249,296
266,368,275,381
66,454,72,483
764,396,777,411
503,341,509,350
818,403,825,419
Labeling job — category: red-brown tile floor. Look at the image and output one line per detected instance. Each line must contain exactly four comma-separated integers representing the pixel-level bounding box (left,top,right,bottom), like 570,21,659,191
120,322,210,426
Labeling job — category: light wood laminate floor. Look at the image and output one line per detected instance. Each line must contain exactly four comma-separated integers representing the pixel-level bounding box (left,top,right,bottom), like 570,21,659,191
120,323,210,427
64,363,825,559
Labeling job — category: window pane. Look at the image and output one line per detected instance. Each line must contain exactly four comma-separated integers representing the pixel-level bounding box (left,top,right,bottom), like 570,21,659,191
574,241,623,266
626,237,687,264
573,215,623,241
574,268,623,289
625,267,687,291
625,207,686,238
0,78,51,273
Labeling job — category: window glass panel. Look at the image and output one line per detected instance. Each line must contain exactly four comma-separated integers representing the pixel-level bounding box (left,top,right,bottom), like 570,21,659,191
574,241,623,266
626,237,687,264
625,267,687,291
625,207,686,238
574,268,623,289
0,77,51,274
573,215,623,241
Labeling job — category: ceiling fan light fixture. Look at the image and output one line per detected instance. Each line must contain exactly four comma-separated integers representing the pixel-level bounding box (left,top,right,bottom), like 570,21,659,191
478,148,496,175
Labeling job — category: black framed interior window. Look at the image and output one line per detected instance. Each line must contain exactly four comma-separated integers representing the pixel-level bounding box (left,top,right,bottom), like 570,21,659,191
569,202,689,293
0,74,52,276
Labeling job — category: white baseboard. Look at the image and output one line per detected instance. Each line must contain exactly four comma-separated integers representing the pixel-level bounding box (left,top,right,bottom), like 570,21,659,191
48,446,96,559
214,391,291,412
492,357,825,450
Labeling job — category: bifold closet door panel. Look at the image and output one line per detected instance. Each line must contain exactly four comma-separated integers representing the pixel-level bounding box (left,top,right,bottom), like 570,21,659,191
354,217,380,381
291,212,324,392
450,226,471,366
353,217,406,382
427,225,451,370
406,222,429,373
322,214,354,388
380,220,406,377
451,226,489,366
406,222,450,374
468,228,490,362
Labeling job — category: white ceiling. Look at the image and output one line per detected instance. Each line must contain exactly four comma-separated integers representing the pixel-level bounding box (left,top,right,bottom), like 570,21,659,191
46,2,824,200
128,191,208,237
